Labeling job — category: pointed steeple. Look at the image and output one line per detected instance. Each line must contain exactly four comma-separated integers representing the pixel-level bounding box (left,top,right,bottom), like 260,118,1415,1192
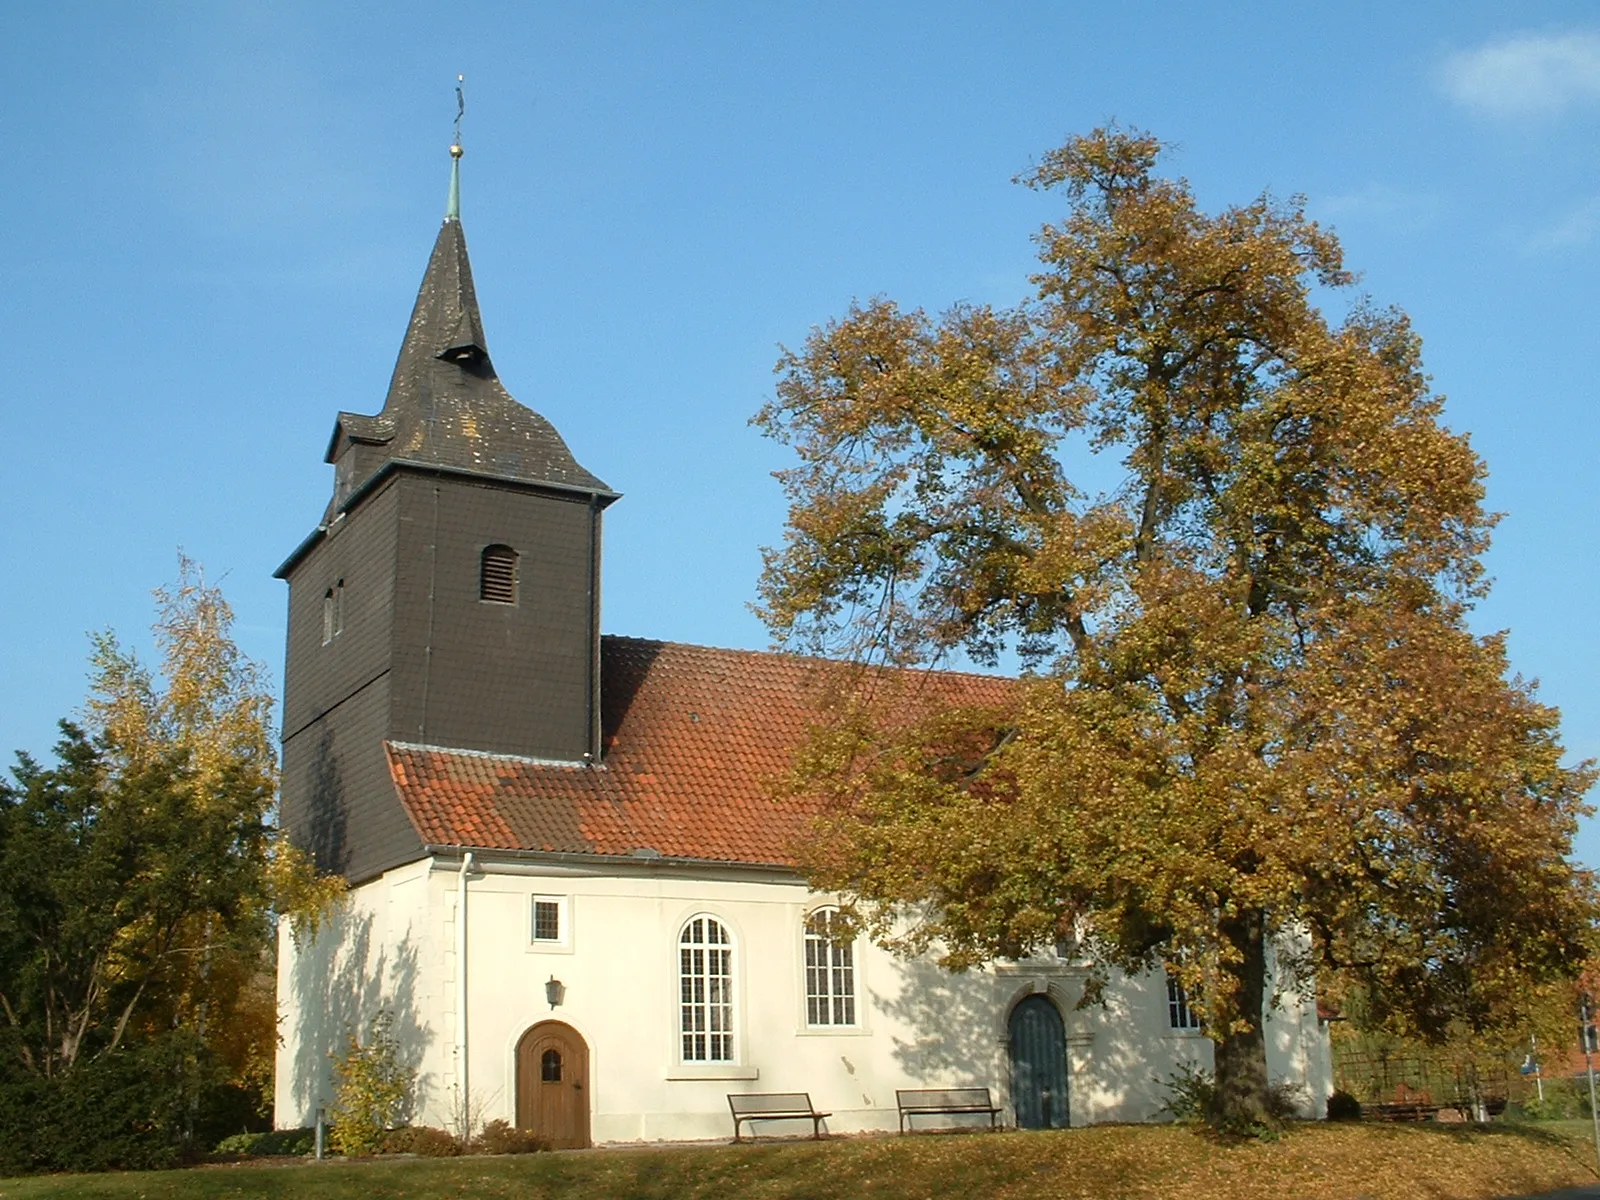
323,144,612,509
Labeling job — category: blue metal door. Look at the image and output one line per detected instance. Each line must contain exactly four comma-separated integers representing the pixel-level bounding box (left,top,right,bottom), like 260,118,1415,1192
1009,995,1068,1129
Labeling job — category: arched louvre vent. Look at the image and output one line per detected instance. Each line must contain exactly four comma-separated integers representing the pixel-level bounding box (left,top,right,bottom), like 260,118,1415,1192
481,544,518,604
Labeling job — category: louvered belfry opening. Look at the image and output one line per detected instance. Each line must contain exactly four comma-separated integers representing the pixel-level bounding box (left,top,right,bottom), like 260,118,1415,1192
480,544,518,604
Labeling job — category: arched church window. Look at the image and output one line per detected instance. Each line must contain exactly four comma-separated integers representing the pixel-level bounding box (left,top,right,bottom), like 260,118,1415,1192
480,544,518,604
804,907,856,1026
679,915,733,1062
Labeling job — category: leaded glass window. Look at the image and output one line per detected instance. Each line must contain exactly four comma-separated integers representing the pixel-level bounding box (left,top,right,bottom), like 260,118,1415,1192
804,908,856,1027
679,915,733,1061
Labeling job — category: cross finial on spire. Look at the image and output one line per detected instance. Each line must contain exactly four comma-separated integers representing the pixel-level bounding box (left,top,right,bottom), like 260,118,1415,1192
446,75,465,221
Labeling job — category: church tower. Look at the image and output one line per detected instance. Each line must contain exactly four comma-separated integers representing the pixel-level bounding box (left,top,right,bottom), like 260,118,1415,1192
276,146,617,882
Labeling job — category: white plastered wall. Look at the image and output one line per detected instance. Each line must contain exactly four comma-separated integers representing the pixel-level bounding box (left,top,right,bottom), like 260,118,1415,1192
276,855,1333,1138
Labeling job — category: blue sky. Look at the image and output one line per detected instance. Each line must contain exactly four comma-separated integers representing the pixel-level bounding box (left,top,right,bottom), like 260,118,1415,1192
2,4,1597,858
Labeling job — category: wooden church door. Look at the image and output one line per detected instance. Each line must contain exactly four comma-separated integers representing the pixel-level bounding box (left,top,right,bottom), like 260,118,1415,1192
515,1021,590,1148
1009,995,1069,1129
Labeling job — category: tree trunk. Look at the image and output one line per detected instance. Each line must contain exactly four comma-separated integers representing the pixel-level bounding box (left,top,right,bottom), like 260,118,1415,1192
1213,908,1271,1127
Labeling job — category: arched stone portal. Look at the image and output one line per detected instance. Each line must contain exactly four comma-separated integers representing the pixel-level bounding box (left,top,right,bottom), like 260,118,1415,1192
1009,994,1069,1129
515,1021,590,1148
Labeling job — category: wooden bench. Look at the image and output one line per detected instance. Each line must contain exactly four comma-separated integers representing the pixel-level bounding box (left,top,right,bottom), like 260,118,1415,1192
727,1092,831,1142
1368,1100,1441,1122
896,1087,1003,1133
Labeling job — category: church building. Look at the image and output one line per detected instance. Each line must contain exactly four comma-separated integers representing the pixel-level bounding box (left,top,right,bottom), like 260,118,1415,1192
272,148,1332,1147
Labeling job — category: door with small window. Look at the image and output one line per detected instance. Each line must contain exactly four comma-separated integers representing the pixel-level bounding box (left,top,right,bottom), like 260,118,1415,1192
515,1021,589,1148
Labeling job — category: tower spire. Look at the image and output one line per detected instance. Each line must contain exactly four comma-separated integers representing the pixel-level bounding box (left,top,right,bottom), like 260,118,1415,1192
304,78,612,515
446,75,465,221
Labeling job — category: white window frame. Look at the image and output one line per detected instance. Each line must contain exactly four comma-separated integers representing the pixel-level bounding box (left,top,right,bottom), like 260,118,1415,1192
526,893,572,954
1167,972,1202,1031
803,907,858,1028
678,914,735,1063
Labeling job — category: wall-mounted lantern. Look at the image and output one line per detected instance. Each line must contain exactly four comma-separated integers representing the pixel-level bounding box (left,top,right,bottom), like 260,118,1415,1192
546,975,566,1009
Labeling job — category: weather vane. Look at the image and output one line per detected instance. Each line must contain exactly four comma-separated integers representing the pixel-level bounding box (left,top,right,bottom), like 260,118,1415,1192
451,74,465,159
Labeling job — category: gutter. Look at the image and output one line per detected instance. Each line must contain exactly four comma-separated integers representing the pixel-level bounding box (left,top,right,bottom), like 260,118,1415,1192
456,851,474,1131
422,843,801,883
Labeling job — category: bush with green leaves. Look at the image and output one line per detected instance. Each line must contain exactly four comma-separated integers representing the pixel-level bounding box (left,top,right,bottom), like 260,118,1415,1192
1517,1079,1592,1120
212,1129,315,1157
1161,1062,1306,1134
1160,1062,1219,1124
0,1038,212,1175
327,1011,415,1157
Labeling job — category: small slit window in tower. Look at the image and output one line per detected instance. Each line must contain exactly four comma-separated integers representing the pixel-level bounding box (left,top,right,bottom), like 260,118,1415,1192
321,588,335,645
481,545,518,604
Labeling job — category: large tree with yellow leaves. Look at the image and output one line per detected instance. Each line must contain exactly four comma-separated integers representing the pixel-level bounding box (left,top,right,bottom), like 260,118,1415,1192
755,129,1595,1127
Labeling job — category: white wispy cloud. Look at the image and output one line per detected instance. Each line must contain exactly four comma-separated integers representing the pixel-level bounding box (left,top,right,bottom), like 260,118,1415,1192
1314,184,1440,234
1439,31,1600,118
1528,196,1600,250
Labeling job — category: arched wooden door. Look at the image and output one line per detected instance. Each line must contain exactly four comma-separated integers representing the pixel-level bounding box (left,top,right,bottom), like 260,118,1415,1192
1009,995,1069,1129
515,1021,590,1148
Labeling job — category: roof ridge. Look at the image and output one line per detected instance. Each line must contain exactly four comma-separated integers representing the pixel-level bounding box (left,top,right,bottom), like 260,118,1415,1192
600,633,1018,686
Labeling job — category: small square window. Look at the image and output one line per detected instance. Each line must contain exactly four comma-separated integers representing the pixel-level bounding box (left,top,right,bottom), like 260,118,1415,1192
529,895,569,950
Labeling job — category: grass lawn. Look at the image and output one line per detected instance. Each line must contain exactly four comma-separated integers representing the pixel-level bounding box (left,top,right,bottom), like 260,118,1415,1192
2,1122,1598,1200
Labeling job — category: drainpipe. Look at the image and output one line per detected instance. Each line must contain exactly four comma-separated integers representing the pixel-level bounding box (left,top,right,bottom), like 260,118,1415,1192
456,852,474,1133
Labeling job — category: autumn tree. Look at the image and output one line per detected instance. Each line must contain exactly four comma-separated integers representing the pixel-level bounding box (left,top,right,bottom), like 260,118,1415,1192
0,558,340,1167
755,129,1596,1128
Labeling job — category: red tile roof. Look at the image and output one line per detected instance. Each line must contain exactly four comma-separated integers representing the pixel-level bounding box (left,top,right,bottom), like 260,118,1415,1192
387,636,1012,868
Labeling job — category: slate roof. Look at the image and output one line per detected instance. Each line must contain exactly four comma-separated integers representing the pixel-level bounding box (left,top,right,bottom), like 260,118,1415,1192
386,636,1013,869
326,211,611,504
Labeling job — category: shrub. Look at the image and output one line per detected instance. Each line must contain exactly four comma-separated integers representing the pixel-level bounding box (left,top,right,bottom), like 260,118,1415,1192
1326,1089,1362,1121
479,1119,545,1155
1266,1079,1308,1121
1160,1062,1306,1135
0,1041,203,1175
409,1126,464,1157
213,1129,315,1157
1160,1062,1218,1124
327,1011,416,1157
1519,1082,1589,1121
